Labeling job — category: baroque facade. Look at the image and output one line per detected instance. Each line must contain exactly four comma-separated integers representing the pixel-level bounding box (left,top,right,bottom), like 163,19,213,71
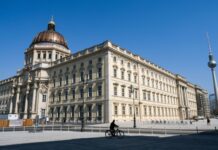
0,19,209,123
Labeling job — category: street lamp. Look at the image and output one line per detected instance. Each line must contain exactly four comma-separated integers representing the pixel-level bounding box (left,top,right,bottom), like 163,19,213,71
130,85,136,128
81,74,88,132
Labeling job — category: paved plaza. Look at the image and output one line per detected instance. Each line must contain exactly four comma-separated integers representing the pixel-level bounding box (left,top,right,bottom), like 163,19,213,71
0,131,217,150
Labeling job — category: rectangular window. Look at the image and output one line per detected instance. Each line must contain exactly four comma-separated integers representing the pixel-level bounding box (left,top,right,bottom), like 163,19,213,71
114,86,117,96
97,105,102,120
88,87,92,97
136,107,139,116
52,94,55,102
65,75,69,85
89,70,92,80
59,78,62,86
41,109,45,117
58,92,61,102
122,87,125,97
49,53,52,59
88,105,92,120
144,106,147,116
53,79,56,87
80,72,84,82
128,73,131,81
98,68,102,78
148,92,151,100
98,85,102,96
153,92,155,101
80,88,84,98
143,91,146,100
134,75,137,83
121,71,124,80
72,89,75,100
129,89,131,98
43,53,46,59
65,90,68,100
129,106,132,115
114,69,117,77
135,90,137,99
122,105,125,115
114,105,118,115
42,95,46,102
72,74,76,84
38,52,41,59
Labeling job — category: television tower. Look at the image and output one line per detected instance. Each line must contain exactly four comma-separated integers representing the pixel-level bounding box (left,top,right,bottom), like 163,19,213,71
206,32,218,109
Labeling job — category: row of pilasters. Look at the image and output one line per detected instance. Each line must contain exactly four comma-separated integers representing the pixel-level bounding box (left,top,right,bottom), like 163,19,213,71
177,84,189,120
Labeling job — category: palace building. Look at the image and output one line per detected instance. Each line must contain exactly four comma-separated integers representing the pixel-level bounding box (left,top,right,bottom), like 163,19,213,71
0,19,210,123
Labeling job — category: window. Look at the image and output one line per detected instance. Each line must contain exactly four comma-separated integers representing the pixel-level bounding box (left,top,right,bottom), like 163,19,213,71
55,54,58,60
72,74,76,83
113,69,117,77
128,62,130,68
134,75,137,83
148,91,151,100
80,72,84,82
114,86,117,96
42,95,46,102
53,79,56,87
114,105,118,115
121,60,124,65
80,88,84,98
52,94,55,102
135,90,138,99
88,105,92,120
147,78,150,87
89,60,92,65
134,65,136,69
88,87,92,97
98,68,102,78
41,109,45,117
121,71,124,80
65,75,69,85
43,53,46,59
128,73,131,81
98,85,102,96
58,92,61,102
153,92,155,101
98,57,102,63
136,107,139,115
129,106,132,115
122,105,125,115
143,91,146,100
65,90,68,100
122,87,125,97
49,52,52,59
71,106,74,120
59,77,62,86
97,105,102,120
144,106,147,116
72,89,75,99
129,88,132,98
113,56,117,62
89,70,92,80
37,52,41,59
142,76,145,85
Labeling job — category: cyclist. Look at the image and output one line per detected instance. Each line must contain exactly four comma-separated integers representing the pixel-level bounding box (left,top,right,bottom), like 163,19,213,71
110,120,118,136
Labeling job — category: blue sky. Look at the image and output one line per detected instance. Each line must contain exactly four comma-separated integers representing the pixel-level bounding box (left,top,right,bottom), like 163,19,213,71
0,0,218,94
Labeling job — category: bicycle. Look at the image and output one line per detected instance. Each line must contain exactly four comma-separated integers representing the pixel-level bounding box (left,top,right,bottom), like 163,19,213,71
105,127,125,138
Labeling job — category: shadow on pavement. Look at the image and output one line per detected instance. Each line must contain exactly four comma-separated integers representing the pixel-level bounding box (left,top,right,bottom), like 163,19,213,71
0,131,217,150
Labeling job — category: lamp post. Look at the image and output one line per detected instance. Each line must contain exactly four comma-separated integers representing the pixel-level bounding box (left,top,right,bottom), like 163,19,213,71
81,74,88,132
130,85,136,128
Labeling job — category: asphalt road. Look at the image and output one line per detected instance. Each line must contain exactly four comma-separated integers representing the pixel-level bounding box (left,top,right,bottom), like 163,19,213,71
0,131,217,150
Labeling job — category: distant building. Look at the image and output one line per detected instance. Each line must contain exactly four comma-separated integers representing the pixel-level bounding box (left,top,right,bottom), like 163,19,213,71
209,94,217,115
0,19,209,123
195,86,210,117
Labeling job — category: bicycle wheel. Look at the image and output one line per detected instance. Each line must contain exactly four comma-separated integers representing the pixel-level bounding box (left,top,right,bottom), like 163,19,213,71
117,130,124,138
105,130,112,138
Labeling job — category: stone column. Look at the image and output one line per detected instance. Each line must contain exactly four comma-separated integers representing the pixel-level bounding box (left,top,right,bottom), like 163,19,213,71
24,84,30,119
31,83,37,115
9,97,13,114
14,87,20,114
